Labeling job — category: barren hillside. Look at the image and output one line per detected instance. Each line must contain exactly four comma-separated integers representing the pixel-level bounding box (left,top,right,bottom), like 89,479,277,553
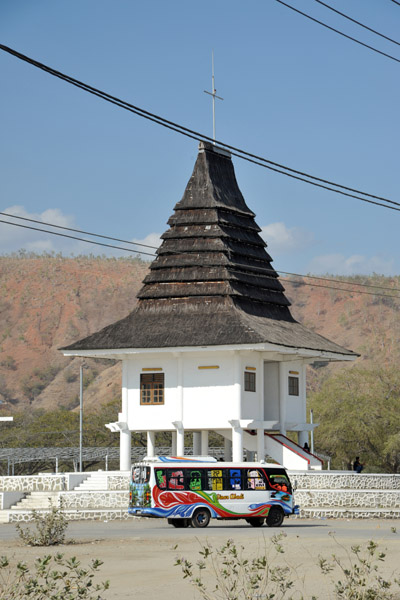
1,254,399,412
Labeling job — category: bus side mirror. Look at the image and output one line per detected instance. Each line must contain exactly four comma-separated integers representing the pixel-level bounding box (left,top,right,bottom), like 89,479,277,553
293,479,298,491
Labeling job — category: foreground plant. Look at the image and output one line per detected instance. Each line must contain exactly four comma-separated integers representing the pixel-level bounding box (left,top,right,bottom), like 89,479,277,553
15,499,69,546
0,553,110,600
318,535,400,600
175,533,301,600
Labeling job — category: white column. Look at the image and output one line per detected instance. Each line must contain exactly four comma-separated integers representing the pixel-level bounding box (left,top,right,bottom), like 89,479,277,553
193,432,201,455
171,431,177,455
147,431,156,457
201,430,209,456
224,437,232,461
177,428,185,456
298,431,308,448
257,428,265,462
232,424,243,462
120,361,131,471
278,362,287,436
120,428,131,471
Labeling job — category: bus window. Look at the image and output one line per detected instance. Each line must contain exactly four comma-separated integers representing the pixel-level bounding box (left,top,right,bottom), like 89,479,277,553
267,472,290,493
246,469,266,490
208,469,223,491
168,470,184,490
132,466,150,484
187,470,202,491
155,469,167,489
228,469,242,490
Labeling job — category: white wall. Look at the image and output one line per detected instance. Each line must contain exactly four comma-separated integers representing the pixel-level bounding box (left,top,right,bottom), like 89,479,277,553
124,350,266,431
123,351,306,433
264,362,279,420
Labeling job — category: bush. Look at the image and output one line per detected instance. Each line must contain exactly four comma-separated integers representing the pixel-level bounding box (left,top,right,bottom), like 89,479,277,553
0,553,110,599
16,500,69,546
319,536,400,600
175,536,400,600
175,533,296,600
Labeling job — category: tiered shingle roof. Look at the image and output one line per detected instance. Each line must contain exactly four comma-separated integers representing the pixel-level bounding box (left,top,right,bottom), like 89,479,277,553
63,142,355,357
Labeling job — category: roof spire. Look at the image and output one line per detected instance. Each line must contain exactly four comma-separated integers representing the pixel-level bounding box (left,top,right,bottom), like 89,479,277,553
204,51,223,143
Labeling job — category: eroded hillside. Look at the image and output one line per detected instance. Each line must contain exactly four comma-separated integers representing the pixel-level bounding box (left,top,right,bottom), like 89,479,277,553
1,255,399,411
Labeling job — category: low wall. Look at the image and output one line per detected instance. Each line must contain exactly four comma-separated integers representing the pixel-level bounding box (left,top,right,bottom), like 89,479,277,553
60,491,129,510
0,473,89,492
289,471,400,490
295,489,400,509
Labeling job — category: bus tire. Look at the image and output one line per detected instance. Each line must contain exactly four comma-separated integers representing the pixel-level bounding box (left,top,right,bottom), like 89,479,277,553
246,517,264,527
266,507,284,527
191,508,211,528
167,518,188,528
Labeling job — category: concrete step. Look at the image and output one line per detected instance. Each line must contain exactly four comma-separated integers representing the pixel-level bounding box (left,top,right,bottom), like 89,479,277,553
10,491,60,511
74,472,109,491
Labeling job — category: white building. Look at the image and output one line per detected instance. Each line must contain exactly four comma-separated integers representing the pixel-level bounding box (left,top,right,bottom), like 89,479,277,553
62,143,356,470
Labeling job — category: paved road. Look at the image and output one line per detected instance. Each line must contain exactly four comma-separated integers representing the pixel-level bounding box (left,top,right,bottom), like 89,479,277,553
0,515,398,543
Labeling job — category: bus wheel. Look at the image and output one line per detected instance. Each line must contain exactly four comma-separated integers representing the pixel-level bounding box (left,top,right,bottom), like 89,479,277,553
167,518,188,528
191,508,211,528
266,507,284,527
246,517,264,527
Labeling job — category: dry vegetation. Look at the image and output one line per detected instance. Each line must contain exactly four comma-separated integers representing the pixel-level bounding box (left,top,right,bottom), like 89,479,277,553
1,254,400,412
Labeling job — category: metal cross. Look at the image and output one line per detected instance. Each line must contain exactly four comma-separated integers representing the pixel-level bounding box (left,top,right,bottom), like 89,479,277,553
204,51,223,143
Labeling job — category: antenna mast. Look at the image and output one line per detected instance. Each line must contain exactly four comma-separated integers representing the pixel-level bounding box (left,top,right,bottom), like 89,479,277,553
204,51,223,143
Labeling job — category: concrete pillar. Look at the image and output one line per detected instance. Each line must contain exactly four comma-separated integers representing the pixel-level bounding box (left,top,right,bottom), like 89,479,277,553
177,428,185,456
193,432,201,455
201,430,209,456
147,431,156,457
171,431,177,455
298,431,308,449
230,422,243,462
224,437,232,461
120,428,131,471
278,362,287,436
257,428,265,462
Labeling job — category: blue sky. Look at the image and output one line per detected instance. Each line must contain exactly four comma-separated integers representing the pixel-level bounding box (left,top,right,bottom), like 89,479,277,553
1,0,399,276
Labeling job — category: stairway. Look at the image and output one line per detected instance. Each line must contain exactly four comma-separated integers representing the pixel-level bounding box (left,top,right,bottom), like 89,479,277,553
72,470,109,491
216,429,322,470
9,491,60,511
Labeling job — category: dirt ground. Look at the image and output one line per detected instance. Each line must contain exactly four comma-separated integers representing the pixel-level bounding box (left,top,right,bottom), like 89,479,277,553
1,518,399,599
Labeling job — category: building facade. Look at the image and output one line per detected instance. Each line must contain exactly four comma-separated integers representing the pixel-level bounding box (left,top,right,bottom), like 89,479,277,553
63,143,356,469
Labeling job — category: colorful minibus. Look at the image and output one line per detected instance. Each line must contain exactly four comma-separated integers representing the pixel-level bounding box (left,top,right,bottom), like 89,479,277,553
129,456,299,528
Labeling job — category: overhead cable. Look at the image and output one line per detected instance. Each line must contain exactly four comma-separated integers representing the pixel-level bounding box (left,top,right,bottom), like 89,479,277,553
1,215,400,299
0,44,399,212
313,0,400,48
274,0,400,65
0,218,156,257
0,211,156,250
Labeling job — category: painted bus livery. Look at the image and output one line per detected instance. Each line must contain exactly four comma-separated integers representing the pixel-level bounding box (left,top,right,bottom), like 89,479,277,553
129,457,299,528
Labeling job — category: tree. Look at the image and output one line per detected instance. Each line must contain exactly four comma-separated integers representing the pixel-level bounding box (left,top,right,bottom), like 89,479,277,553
309,367,400,472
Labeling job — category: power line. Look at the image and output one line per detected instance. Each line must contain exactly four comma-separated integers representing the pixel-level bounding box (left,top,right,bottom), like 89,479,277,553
0,44,399,212
0,211,157,250
274,0,400,65
390,0,400,6
1,215,400,299
0,218,156,257
313,0,400,48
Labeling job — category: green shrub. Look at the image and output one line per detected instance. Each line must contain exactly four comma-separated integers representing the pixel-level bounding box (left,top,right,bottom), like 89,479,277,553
16,500,69,547
0,553,109,599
